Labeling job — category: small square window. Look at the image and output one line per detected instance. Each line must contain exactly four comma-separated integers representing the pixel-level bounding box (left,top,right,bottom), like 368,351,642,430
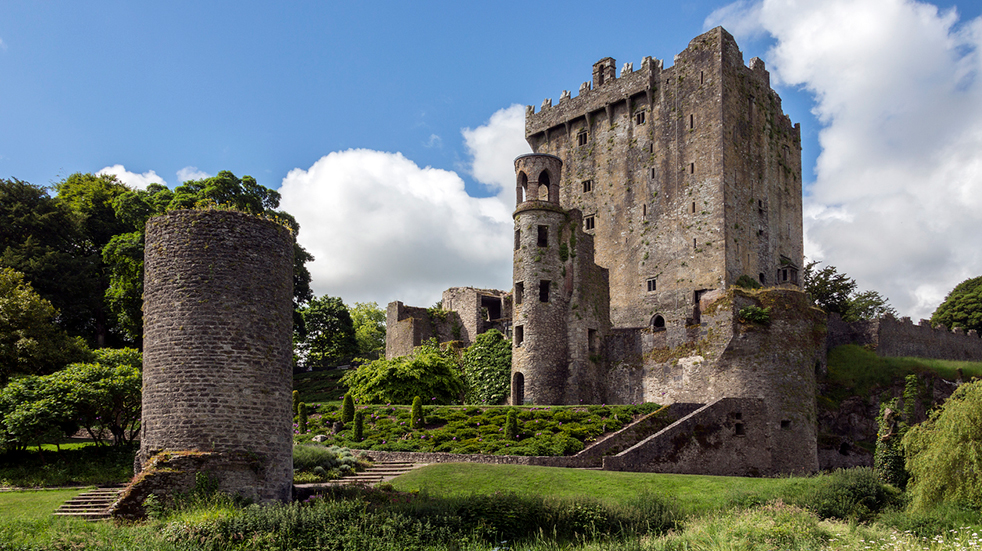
584,215,595,231
582,179,593,193
635,111,646,125
577,132,588,146
781,419,792,430
647,278,657,292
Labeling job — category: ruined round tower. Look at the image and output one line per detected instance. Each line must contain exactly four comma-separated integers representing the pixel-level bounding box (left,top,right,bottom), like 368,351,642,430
511,154,568,405
137,209,294,503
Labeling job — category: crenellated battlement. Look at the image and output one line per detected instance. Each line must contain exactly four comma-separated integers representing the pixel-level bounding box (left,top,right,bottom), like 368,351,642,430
525,27,794,141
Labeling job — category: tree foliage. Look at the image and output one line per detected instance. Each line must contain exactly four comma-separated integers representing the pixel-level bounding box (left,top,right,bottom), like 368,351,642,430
461,329,512,405
0,347,141,449
3,173,313,347
349,302,386,360
0,178,102,344
0,268,92,386
804,261,897,321
931,275,982,333
341,339,464,405
903,379,982,510
296,295,357,370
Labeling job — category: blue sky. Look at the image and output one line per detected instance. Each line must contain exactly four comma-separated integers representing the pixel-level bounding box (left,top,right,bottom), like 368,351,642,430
2,1,982,319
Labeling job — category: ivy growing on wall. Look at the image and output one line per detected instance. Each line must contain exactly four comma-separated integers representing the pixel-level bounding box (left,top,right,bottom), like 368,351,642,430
461,329,512,405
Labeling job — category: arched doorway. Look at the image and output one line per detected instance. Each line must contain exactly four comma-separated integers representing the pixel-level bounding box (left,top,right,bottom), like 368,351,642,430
512,372,525,405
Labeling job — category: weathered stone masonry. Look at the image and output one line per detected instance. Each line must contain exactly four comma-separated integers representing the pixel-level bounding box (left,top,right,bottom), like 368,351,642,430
122,210,294,513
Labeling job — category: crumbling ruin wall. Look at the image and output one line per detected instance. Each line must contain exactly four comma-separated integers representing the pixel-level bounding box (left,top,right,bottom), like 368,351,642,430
385,301,462,359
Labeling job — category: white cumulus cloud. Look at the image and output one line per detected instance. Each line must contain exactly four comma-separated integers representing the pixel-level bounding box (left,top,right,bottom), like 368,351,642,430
97,164,166,190
707,0,982,320
279,105,531,307
176,166,210,182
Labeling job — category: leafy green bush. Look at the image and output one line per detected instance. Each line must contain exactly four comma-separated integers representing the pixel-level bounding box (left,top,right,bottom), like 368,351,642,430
735,274,762,289
297,402,308,433
410,396,423,429
353,411,364,442
461,329,512,405
784,467,901,522
738,305,771,325
293,444,367,482
341,339,464,405
341,393,354,423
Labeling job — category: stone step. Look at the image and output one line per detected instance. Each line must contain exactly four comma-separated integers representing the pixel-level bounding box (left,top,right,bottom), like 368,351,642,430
53,486,124,522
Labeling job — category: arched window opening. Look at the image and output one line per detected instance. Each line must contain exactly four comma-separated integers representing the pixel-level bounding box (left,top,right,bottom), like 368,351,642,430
517,172,528,204
537,171,551,201
651,314,666,332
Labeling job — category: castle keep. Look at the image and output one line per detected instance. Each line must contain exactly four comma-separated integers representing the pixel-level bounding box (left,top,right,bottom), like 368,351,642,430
385,28,982,475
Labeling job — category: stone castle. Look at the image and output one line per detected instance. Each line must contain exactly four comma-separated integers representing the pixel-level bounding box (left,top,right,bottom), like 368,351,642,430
387,27,982,476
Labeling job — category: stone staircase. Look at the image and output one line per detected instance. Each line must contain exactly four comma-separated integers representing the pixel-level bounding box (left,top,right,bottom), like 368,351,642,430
330,460,423,486
53,485,124,521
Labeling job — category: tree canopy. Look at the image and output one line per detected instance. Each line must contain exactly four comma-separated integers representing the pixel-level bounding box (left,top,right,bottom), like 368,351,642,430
931,275,982,333
0,348,141,450
0,268,92,386
1,172,313,347
903,379,982,510
349,301,386,360
804,261,897,321
295,295,358,370
341,339,464,405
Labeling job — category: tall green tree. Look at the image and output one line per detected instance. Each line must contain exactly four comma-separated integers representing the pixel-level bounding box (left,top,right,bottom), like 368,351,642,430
0,178,99,343
0,348,140,450
804,261,896,321
296,295,358,370
931,276,982,333
0,268,91,386
349,301,386,360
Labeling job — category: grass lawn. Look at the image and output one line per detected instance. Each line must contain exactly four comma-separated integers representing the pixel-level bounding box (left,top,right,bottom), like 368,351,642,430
391,462,804,515
0,488,84,520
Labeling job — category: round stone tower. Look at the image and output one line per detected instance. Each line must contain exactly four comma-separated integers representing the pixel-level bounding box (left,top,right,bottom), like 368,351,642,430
511,154,568,405
139,209,294,503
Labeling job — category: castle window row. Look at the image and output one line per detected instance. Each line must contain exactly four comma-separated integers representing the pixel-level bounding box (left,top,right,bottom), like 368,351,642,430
647,278,657,292
584,215,595,231
577,131,588,146
583,179,593,193
635,111,646,125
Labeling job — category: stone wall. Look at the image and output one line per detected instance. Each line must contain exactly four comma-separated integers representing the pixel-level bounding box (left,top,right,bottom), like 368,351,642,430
603,398,773,476
136,209,294,506
385,301,463,359
827,314,982,361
